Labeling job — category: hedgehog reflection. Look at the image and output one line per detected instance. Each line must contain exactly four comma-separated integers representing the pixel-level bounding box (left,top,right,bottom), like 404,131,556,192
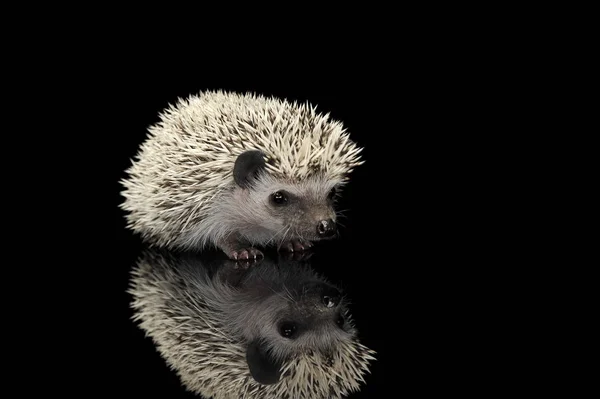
129,250,375,399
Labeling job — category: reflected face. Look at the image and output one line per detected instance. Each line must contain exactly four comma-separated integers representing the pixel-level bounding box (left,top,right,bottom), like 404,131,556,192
242,280,356,385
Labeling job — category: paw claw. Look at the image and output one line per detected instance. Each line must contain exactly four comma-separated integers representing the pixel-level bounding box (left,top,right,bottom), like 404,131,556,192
282,242,294,252
230,247,263,261
280,239,312,252
235,260,253,269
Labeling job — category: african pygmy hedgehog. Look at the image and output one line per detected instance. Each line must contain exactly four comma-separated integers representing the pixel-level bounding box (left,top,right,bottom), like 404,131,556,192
120,90,363,259
128,250,376,398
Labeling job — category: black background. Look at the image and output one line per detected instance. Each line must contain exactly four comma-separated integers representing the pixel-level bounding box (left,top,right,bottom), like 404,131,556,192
38,48,510,396
98,77,488,397
12,12,568,396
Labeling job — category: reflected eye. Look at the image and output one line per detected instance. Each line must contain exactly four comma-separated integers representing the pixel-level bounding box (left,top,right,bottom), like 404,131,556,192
328,187,337,201
271,191,288,205
278,322,297,338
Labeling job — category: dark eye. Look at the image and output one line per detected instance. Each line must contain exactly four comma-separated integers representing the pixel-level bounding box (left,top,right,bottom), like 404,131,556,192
278,322,297,338
328,187,337,201
271,191,288,205
335,315,344,328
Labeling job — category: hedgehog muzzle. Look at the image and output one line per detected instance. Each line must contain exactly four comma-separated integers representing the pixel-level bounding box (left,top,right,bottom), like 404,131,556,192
317,219,336,238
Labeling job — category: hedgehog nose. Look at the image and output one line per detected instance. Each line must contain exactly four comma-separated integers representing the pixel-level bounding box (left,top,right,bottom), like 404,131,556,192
321,286,341,308
317,219,336,237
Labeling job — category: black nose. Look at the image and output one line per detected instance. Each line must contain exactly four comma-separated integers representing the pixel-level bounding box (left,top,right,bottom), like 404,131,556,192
317,219,336,237
321,286,341,308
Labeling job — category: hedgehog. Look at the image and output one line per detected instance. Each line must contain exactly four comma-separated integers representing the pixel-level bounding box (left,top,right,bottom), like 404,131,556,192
128,249,376,399
120,90,364,260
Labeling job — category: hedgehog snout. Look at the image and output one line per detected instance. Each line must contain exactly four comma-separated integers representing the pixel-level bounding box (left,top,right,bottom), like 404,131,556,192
317,219,336,238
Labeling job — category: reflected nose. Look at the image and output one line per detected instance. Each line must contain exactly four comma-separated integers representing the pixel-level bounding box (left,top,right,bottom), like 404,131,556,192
321,286,341,308
317,219,336,237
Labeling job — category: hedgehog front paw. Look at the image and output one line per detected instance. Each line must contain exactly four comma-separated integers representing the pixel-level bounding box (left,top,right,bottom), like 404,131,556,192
280,239,313,252
229,247,264,260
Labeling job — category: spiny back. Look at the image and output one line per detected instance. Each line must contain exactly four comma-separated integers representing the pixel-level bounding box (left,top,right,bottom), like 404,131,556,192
147,90,362,180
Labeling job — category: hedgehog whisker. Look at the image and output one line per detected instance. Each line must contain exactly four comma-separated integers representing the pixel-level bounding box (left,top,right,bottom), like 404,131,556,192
335,208,350,218
267,284,293,302
283,225,293,243
283,285,295,303
262,277,293,303
272,225,292,248
291,226,305,243
268,223,291,247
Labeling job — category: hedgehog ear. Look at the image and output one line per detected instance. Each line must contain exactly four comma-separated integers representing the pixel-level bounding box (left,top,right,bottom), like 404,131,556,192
234,150,266,188
246,339,282,385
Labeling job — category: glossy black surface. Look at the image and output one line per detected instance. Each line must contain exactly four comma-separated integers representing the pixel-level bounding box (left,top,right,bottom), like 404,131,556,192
18,19,538,395
94,80,490,398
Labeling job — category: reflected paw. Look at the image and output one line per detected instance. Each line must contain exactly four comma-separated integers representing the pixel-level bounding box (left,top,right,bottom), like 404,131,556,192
229,247,264,261
278,250,313,262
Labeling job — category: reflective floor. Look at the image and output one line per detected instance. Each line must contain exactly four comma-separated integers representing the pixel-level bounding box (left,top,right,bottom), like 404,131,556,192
97,82,487,397
128,248,375,398
112,233,384,398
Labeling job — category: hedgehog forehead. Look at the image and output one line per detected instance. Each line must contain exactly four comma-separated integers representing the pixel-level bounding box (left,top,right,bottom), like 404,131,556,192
253,173,340,199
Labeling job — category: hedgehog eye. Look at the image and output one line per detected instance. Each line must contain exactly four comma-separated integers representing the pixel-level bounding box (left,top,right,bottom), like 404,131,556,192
270,191,288,206
328,187,337,201
335,315,344,328
278,322,297,339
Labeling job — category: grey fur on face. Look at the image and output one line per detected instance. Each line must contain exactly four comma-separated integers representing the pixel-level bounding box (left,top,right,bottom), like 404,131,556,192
182,167,342,257
128,249,375,399
220,250,352,369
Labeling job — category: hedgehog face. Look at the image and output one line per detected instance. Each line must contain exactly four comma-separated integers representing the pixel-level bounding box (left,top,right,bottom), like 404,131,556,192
262,177,339,243
243,280,354,385
270,281,351,352
231,150,343,246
